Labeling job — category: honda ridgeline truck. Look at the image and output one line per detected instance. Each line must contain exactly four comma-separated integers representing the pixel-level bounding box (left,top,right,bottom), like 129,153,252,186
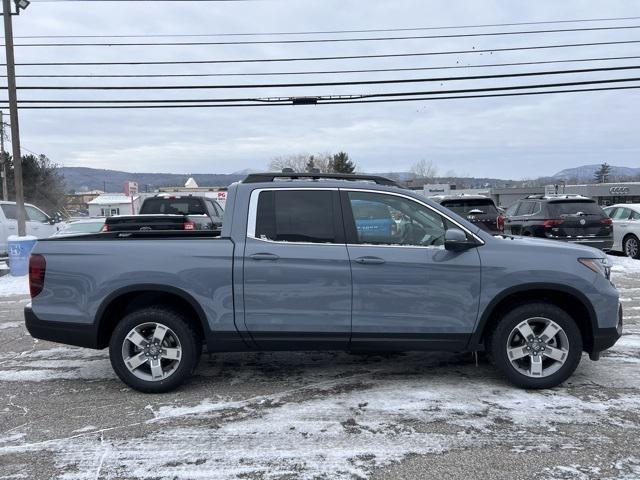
24,173,623,393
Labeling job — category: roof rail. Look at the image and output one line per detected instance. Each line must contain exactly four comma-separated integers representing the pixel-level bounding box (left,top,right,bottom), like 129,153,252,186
242,172,403,187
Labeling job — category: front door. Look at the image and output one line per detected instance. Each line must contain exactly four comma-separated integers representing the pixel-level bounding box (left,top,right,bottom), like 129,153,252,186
341,190,481,351
243,188,351,350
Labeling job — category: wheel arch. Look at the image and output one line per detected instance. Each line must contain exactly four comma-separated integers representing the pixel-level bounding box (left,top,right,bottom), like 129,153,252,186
469,283,598,353
95,284,208,349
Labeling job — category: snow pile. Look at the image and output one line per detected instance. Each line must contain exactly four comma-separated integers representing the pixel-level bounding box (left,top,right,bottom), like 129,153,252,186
0,274,29,296
609,254,640,276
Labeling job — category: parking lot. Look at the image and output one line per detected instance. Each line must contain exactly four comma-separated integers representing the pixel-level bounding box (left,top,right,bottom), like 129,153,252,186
0,255,638,480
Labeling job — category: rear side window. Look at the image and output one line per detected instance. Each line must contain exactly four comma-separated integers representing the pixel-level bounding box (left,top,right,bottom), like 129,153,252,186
254,190,339,243
631,210,640,220
140,197,206,215
1,204,16,220
515,201,536,216
441,198,498,216
611,207,631,220
548,201,604,216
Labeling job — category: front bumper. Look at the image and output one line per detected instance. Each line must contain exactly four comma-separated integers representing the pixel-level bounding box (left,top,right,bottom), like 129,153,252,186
25,305,99,349
590,304,623,358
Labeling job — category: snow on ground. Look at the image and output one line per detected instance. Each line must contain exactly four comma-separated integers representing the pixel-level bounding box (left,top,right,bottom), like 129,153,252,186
609,253,640,275
0,274,29,297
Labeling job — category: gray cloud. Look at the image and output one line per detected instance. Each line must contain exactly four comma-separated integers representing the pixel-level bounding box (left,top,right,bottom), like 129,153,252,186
5,0,640,178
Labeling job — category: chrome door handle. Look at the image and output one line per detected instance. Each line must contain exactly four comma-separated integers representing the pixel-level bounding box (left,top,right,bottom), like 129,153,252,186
354,256,385,265
249,253,280,261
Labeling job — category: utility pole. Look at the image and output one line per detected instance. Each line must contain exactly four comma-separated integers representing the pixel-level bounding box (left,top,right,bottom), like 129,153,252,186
3,0,27,236
0,111,7,201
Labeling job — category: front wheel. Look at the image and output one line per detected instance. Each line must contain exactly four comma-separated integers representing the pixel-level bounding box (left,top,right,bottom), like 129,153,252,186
488,303,582,389
109,307,201,393
624,235,640,259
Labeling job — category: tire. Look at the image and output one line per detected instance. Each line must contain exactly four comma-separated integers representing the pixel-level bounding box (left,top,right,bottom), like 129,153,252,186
109,307,202,393
488,302,582,389
623,235,640,260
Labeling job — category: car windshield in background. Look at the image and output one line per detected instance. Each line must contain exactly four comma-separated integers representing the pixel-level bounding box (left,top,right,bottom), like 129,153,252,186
140,198,206,215
442,199,498,216
351,201,391,219
548,201,604,216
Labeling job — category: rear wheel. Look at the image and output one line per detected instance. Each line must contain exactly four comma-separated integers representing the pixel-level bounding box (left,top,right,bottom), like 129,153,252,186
488,302,582,389
624,235,640,259
109,307,201,393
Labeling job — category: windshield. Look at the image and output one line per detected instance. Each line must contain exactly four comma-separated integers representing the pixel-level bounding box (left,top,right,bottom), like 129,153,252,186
140,197,206,215
441,199,498,216
548,201,604,216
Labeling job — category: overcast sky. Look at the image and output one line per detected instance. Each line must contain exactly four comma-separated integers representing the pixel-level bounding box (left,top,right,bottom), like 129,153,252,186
3,0,640,179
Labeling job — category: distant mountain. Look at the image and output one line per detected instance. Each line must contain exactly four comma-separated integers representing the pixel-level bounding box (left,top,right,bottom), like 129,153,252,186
553,164,640,181
60,167,245,193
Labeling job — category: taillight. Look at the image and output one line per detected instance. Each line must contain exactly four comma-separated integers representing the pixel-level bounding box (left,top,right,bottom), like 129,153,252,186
101,224,109,232
29,254,46,298
497,215,505,232
601,217,613,226
183,220,195,230
543,219,564,228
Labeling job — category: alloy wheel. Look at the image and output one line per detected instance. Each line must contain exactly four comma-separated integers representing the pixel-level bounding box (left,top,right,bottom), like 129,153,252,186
625,237,639,259
121,322,182,381
506,317,569,378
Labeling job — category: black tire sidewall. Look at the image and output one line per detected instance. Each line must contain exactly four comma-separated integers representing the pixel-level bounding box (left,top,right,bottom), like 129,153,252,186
109,307,201,393
489,302,582,389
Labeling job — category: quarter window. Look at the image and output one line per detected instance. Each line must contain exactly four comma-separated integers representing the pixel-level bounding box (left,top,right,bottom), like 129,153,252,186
515,201,536,216
1,204,17,220
254,190,339,243
347,191,448,247
611,208,631,220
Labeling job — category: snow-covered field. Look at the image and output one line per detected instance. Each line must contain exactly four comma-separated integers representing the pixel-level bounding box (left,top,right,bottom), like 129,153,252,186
0,255,638,479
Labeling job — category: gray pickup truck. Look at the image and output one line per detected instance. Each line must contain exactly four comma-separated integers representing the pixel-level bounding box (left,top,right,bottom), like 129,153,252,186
25,173,623,393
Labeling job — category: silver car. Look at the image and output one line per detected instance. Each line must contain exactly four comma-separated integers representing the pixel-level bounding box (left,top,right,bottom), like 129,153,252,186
603,204,640,259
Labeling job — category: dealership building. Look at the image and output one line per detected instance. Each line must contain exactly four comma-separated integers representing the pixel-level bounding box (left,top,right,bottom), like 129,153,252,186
420,182,640,208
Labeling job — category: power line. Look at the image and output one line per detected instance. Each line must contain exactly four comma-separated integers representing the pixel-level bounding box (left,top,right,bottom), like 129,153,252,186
13,15,640,38
4,76,640,105
7,65,640,90
9,24,640,47
2,55,640,79
2,84,639,109
5,39,640,66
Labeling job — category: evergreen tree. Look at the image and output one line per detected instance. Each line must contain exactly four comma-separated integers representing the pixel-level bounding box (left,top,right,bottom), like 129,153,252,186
328,152,356,173
5,154,67,214
593,163,612,183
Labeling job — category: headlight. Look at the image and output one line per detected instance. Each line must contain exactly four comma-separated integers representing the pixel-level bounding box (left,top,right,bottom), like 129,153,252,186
579,257,611,280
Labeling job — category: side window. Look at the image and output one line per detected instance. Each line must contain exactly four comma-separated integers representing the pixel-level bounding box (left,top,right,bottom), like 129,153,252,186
254,190,339,244
612,208,631,220
347,191,448,247
1,204,17,220
26,206,49,223
604,207,616,218
505,202,519,217
631,210,640,220
515,201,535,216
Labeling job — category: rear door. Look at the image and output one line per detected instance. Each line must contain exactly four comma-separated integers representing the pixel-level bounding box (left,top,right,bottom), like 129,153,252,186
342,189,481,350
242,188,351,349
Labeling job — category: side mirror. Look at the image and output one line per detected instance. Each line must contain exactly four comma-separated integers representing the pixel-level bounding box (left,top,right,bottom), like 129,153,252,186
444,228,478,252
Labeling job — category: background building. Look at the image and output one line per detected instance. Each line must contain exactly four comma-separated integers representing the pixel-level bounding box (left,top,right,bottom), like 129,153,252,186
88,194,141,217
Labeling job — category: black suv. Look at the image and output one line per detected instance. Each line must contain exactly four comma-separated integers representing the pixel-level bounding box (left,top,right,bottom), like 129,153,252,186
431,195,502,233
503,194,613,250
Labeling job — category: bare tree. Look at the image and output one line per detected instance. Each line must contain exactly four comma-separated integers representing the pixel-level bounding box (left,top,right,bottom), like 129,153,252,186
410,159,438,180
269,153,332,173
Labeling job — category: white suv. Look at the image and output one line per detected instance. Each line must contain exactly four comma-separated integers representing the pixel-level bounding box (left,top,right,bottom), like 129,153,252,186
0,201,61,254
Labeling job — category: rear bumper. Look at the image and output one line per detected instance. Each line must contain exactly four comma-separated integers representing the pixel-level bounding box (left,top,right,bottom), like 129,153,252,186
591,304,623,354
547,237,613,251
25,305,99,349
